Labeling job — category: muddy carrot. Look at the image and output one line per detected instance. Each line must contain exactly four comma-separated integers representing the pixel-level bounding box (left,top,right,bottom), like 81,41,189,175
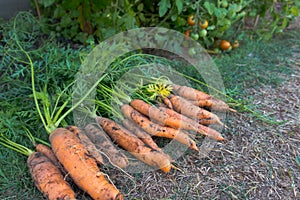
84,123,129,169
122,119,161,151
35,143,60,167
121,104,199,151
66,126,104,165
50,128,123,200
168,94,224,125
130,99,224,140
96,117,172,173
27,152,76,200
172,84,236,112
159,107,225,140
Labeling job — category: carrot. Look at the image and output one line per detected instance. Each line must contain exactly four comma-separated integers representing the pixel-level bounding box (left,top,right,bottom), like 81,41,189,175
172,84,211,100
27,152,76,200
168,94,224,125
130,99,196,129
161,97,173,109
35,143,60,167
95,117,172,173
121,104,199,151
172,84,236,112
50,128,123,200
130,99,224,140
189,98,236,112
122,119,161,151
159,107,225,141
84,123,129,169
66,126,104,165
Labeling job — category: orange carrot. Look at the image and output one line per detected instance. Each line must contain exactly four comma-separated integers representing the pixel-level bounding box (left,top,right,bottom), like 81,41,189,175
130,99,224,140
27,152,76,200
35,143,60,167
121,104,199,151
130,99,196,129
172,84,236,112
172,84,211,100
122,119,161,151
168,94,224,125
84,124,129,169
159,107,225,140
189,98,236,112
161,97,173,109
50,128,123,200
66,126,104,165
96,117,172,173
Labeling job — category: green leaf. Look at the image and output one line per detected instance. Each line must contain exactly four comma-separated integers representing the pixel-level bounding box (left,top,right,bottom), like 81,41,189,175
290,6,299,16
204,1,215,16
158,0,171,17
207,25,215,30
175,0,183,14
38,0,55,7
137,3,144,12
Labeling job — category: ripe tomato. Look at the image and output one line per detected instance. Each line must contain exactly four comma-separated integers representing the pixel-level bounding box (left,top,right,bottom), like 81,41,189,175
220,40,231,50
187,14,196,26
199,20,209,29
232,40,240,49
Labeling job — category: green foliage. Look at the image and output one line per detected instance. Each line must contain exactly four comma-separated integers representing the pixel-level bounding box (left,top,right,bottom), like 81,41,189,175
246,0,300,40
31,0,299,47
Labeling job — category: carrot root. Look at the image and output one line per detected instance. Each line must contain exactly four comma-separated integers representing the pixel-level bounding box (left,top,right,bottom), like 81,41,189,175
27,152,76,200
50,128,123,200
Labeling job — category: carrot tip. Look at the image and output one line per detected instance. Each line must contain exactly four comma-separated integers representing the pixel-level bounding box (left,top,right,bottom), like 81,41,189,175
218,136,226,141
229,108,237,113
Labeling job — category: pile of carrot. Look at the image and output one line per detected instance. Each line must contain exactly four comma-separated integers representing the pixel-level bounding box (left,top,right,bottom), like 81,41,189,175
1,83,236,199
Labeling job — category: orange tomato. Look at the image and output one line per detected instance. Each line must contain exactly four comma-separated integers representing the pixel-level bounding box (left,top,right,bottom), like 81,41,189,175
199,20,209,29
220,40,231,50
187,14,196,26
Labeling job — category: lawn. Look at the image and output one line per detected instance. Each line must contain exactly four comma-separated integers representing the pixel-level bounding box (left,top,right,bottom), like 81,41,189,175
0,12,299,199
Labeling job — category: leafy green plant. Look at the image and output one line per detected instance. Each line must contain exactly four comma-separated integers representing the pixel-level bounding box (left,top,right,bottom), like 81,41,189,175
246,0,300,40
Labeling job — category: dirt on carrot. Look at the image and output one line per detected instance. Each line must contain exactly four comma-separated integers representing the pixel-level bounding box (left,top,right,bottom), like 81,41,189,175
50,128,123,200
122,119,161,151
67,126,104,165
159,107,225,141
84,123,129,169
27,152,76,200
168,94,224,125
121,104,199,151
35,143,60,167
172,84,236,112
96,117,172,173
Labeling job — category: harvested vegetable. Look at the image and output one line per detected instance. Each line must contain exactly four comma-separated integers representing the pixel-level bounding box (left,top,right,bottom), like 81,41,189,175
50,128,123,200
121,104,199,151
35,143,60,167
159,107,225,141
168,94,224,125
122,119,161,151
84,123,129,169
28,152,76,200
67,126,104,165
0,136,76,200
96,117,172,173
172,84,236,112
